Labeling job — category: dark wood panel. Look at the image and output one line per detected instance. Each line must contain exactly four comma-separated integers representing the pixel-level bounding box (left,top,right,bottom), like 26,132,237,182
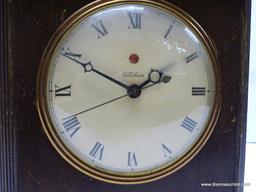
1,0,250,191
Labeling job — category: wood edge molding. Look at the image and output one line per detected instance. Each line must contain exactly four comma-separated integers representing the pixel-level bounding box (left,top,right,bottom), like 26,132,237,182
235,1,251,191
0,0,17,191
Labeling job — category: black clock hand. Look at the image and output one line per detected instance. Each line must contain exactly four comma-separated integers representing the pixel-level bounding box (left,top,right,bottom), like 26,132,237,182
61,53,129,90
139,70,162,89
92,68,128,89
126,70,171,98
139,70,171,89
64,94,128,119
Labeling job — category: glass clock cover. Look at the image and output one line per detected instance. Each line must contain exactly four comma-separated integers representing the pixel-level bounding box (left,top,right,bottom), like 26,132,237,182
37,0,221,184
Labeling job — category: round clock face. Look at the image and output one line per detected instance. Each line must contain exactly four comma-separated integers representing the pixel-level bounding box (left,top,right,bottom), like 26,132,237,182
37,0,221,184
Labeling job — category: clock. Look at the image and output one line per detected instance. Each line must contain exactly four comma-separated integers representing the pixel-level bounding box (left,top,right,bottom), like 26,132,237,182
36,0,221,184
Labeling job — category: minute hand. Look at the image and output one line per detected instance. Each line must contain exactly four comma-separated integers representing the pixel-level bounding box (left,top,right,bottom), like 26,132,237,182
61,53,128,90
92,68,128,89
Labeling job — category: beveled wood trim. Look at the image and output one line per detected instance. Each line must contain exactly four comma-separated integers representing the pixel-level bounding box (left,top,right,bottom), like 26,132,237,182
235,1,251,191
0,0,17,191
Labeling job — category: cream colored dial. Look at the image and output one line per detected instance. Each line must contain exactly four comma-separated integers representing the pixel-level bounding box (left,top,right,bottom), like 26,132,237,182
37,0,221,184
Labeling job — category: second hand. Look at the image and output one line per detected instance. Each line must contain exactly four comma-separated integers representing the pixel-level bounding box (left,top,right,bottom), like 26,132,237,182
63,82,161,120
63,94,128,120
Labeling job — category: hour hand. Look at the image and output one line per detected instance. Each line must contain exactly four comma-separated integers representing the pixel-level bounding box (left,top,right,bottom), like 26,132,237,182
139,69,171,89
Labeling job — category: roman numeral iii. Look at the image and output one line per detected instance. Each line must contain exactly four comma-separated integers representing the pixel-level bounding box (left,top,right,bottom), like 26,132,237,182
89,142,104,161
128,12,142,29
92,20,108,39
181,117,197,132
192,87,206,96
62,116,81,137
55,85,71,96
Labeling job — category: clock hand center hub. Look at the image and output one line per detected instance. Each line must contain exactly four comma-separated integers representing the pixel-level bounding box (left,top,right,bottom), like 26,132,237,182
83,62,93,72
127,84,142,98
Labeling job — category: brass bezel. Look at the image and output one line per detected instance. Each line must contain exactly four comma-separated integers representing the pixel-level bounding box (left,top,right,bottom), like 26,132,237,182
36,0,222,184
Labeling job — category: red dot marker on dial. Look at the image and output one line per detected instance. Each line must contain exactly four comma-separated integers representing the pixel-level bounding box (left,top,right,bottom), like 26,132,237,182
129,53,139,64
